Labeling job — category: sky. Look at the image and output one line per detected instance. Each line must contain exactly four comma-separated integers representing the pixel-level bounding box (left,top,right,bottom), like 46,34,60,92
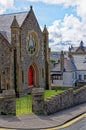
0,0,86,51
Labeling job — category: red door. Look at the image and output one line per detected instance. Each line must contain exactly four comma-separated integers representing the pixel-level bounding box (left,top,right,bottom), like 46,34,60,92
28,66,33,86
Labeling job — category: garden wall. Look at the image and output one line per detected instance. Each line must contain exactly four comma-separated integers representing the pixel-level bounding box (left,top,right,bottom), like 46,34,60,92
0,89,16,115
44,86,86,115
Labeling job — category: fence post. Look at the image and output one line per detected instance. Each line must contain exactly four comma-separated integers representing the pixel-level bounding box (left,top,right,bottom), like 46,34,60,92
32,88,44,115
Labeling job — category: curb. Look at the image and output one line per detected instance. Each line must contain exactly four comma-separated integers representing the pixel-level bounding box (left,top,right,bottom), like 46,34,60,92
41,112,86,130
0,112,86,130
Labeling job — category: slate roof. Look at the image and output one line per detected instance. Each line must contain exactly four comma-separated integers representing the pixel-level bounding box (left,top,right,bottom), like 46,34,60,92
70,41,86,53
51,63,60,72
70,46,86,53
64,59,76,72
51,58,76,74
0,12,28,43
73,54,86,70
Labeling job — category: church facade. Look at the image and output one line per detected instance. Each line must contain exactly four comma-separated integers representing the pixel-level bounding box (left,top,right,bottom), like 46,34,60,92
0,6,50,96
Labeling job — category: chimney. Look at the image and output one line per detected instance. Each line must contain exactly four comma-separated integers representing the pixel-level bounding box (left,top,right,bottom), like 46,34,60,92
60,50,64,72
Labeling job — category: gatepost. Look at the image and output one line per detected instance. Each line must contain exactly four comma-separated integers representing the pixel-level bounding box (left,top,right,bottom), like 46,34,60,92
0,89,16,115
32,88,44,115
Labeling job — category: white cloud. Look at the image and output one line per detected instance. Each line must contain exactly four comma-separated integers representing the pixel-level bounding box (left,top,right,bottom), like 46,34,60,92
27,0,76,6
0,0,14,14
28,0,86,51
28,0,86,20
48,14,86,51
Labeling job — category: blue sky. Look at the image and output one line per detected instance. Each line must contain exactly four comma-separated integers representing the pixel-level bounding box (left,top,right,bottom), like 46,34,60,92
0,0,86,51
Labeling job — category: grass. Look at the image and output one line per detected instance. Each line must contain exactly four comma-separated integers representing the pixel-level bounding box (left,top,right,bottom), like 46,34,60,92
16,88,69,115
16,94,32,115
44,89,67,98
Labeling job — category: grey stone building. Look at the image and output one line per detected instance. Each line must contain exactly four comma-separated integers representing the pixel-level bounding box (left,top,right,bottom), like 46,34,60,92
0,6,50,96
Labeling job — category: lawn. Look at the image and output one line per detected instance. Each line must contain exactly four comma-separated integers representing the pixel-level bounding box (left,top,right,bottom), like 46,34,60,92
16,94,32,115
44,89,67,98
16,88,68,115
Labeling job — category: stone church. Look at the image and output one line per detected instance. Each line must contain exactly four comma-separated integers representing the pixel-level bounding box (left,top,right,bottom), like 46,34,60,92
0,6,50,96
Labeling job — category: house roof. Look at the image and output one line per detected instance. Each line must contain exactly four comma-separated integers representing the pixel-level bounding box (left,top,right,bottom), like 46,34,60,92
70,41,86,53
65,59,76,72
51,63,61,72
73,54,86,70
51,58,76,73
0,12,28,43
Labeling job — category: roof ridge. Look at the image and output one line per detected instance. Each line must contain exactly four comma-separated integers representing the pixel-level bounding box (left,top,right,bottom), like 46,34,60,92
0,11,28,16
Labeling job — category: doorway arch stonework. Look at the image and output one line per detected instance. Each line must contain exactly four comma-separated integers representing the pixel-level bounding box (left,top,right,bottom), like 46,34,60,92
28,62,39,87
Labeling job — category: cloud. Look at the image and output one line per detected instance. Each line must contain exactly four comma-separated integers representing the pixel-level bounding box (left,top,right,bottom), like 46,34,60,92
28,0,86,51
48,14,86,51
27,0,76,6
0,0,14,14
27,0,86,20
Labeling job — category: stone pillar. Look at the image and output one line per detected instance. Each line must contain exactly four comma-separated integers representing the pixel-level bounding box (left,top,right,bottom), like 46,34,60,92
32,88,44,115
2,89,16,115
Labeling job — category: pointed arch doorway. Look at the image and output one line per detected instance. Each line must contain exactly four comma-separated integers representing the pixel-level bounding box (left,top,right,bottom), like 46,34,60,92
28,63,39,87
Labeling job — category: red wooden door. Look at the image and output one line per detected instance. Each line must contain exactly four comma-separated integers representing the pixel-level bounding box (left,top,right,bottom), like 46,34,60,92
28,66,33,86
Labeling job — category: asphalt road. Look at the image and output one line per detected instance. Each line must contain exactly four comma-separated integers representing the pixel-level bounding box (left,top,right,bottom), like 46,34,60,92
60,117,86,130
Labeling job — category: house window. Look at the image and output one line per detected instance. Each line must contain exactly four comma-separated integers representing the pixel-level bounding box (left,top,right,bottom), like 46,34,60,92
52,75,61,80
79,75,82,80
72,72,75,79
84,75,86,80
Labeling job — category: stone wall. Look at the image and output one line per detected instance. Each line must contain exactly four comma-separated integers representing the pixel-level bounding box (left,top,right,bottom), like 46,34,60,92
32,88,44,115
0,33,12,90
0,89,16,115
73,86,86,105
44,86,86,115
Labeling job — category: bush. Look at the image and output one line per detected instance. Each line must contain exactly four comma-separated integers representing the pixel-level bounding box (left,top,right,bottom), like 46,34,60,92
50,58,56,63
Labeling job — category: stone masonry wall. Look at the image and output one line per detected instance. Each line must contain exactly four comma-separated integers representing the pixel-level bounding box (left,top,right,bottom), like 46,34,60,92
0,89,16,115
20,8,46,92
73,86,86,105
44,86,86,115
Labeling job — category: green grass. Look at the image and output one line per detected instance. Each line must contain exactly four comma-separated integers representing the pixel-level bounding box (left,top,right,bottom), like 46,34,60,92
16,88,68,115
16,94,32,115
44,89,66,99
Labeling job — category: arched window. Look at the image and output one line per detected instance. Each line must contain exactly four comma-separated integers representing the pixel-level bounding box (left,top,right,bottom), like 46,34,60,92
0,75,1,89
22,70,24,83
42,68,44,79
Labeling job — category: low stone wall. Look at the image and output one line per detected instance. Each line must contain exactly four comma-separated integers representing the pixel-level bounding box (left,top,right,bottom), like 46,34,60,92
0,89,16,115
73,86,86,105
44,86,86,115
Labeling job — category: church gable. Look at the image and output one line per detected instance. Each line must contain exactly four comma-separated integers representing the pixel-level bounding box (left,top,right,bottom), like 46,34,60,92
70,41,86,54
20,6,44,61
76,47,85,53
76,41,85,53
21,6,42,34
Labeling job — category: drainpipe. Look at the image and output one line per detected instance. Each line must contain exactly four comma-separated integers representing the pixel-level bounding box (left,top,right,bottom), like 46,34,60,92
14,48,17,95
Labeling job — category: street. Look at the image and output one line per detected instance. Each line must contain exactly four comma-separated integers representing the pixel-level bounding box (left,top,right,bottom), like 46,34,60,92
60,117,86,130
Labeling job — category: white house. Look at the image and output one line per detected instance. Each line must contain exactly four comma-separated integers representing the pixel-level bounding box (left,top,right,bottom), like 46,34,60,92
51,41,86,87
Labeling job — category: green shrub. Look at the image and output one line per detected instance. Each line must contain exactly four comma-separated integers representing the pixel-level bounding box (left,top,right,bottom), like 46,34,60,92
50,58,56,63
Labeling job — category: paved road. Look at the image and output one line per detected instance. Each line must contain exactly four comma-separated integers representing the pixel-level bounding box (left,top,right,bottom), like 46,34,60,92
60,117,86,130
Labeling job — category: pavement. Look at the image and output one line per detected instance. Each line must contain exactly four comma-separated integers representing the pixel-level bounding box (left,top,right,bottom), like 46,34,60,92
0,103,86,130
